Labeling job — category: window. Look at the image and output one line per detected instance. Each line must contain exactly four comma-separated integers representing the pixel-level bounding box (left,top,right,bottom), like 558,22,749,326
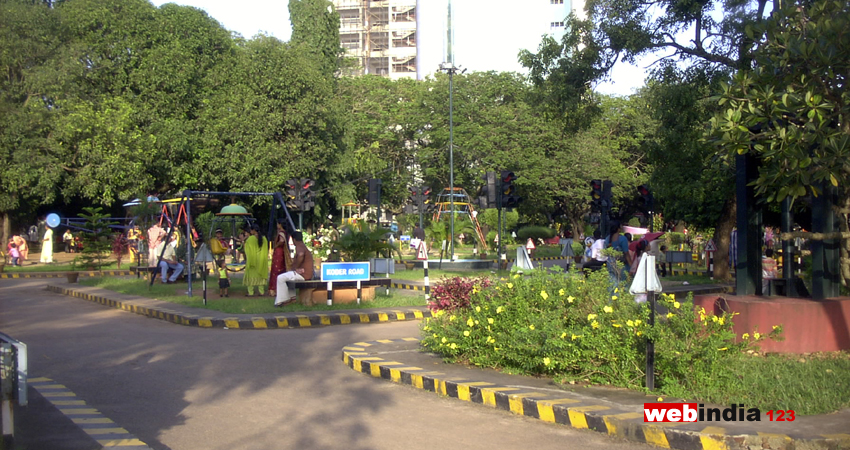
550,21,564,28
550,0,564,3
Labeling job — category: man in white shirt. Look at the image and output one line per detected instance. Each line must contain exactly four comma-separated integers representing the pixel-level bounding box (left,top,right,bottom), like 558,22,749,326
157,234,183,283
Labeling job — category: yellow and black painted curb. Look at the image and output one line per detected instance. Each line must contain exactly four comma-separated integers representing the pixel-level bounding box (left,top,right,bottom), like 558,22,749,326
29,377,152,449
391,282,428,291
0,270,132,279
46,285,433,329
342,338,850,450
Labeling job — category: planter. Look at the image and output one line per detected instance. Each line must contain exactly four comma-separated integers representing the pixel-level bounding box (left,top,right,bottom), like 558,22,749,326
403,261,415,270
66,272,79,283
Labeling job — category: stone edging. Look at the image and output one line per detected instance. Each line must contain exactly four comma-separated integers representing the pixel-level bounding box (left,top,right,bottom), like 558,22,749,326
342,338,850,450
46,285,432,329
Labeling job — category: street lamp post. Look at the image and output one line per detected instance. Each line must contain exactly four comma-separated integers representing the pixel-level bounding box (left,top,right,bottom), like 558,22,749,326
439,62,464,261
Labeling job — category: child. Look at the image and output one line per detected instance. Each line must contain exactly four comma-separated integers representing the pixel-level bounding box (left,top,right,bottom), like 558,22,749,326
762,249,778,294
9,243,21,266
218,260,230,297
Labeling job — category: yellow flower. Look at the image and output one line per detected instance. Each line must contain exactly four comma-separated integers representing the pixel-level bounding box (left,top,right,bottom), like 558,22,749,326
717,347,728,351
543,357,551,366
614,288,619,293
472,286,480,294
450,343,457,349
513,274,520,279
717,317,725,325
467,318,474,327
507,283,514,289
772,325,780,331
540,291,549,300
496,306,503,314
500,277,507,281
673,301,681,309
434,310,445,317
463,330,470,337
475,320,479,325
742,333,750,339
634,320,641,326
494,346,500,351
591,320,600,329
567,296,575,303
587,313,597,320
449,315,456,321
561,332,567,338
559,289,565,296
529,324,535,330
753,332,761,340
486,336,495,343
475,306,481,312
571,334,582,340
441,337,447,343
666,312,675,318
603,306,613,313
636,331,642,336
611,295,618,300
626,320,635,327
612,323,622,328
487,318,494,324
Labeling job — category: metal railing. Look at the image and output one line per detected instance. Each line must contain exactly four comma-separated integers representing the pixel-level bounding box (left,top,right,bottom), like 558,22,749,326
1,331,27,445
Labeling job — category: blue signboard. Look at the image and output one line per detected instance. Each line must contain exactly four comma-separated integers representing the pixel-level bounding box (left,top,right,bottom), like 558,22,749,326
400,235,411,242
321,262,370,282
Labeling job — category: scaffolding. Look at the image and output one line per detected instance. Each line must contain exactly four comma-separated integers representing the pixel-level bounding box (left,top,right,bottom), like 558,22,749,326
431,187,486,246
334,0,418,79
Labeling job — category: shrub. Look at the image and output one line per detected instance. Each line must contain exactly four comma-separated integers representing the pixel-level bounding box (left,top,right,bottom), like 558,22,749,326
428,276,493,312
420,268,780,392
516,226,556,242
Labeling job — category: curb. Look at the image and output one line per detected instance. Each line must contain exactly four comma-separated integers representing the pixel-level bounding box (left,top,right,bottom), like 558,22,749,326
46,285,433,330
342,338,850,450
0,270,133,279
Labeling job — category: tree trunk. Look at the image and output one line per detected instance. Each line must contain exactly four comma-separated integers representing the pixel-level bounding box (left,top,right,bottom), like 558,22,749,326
1,212,9,252
712,194,737,282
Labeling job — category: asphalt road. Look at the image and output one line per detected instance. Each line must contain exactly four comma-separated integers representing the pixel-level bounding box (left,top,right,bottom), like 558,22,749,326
1,278,654,450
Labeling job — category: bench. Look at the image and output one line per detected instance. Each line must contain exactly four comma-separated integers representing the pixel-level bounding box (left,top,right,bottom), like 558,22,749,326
292,278,391,306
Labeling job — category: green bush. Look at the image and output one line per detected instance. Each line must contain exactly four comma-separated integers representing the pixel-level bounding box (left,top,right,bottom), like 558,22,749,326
420,269,780,392
516,226,556,242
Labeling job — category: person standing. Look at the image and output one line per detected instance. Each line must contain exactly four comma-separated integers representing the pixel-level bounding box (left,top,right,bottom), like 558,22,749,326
12,235,28,261
274,232,314,307
63,229,74,253
603,221,632,284
40,226,54,263
242,225,269,297
8,243,21,266
218,260,230,297
268,221,290,297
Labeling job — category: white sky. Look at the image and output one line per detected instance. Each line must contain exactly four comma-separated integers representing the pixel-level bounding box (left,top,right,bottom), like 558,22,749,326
150,0,649,96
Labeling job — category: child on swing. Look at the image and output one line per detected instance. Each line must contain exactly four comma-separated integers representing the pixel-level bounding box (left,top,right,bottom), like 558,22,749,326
218,260,230,297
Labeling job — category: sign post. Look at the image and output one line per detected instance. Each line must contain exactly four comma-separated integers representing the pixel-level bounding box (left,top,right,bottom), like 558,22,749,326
320,262,370,305
417,242,429,301
705,239,717,280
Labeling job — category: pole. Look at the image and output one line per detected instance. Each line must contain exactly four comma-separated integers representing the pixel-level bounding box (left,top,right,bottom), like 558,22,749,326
448,69,455,261
498,207,503,271
646,291,656,391
424,259,430,302
184,192,193,297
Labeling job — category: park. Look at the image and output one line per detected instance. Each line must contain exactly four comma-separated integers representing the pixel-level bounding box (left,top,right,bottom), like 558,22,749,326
1,0,849,449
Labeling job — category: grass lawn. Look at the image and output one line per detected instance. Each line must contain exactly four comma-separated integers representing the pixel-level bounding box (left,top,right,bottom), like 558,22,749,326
79,276,429,314
2,260,129,272
685,351,850,415
390,268,498,281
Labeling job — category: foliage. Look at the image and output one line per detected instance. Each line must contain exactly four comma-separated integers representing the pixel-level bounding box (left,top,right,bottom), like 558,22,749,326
478,208,518,232
74,207,117,270
110,232,131,269
420,269,778,394
708,0,850,205
516,226,556,242
427,277,494,312
332,221,400,262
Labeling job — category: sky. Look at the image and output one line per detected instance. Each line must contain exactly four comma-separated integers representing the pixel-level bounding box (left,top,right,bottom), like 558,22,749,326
150,0,649,96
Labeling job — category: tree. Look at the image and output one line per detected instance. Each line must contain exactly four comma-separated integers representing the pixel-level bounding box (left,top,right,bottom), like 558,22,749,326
709,0,850,286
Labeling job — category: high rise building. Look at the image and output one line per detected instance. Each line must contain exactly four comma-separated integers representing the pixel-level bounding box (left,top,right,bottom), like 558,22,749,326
332,0,586,80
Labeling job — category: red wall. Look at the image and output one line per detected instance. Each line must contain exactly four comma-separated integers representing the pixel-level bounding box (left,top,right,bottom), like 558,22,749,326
693,294,850,353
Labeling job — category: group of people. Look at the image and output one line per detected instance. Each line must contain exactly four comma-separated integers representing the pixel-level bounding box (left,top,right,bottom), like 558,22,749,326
579,221,668,282
148,220,314,306
5,226,58,265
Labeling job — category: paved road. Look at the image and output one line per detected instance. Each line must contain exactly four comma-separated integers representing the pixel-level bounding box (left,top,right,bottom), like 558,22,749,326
1,278,653,450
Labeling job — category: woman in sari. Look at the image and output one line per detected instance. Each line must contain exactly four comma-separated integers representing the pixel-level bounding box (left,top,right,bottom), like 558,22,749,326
243,225,269,297
268,220,291,297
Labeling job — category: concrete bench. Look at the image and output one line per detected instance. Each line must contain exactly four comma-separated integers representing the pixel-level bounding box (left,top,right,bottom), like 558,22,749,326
291,278,391,306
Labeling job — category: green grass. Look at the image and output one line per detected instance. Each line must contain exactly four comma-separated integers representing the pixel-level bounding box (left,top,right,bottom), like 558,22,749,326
390,268,497,281
2,261,128,272
79,276,428,314
684,352,850,415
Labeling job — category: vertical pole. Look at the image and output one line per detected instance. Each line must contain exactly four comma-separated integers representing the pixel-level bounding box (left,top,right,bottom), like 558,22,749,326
811,184,840,299
735,154,762,296
781,197,796,296
449,69,455,261
497,207,503,271
646,291,656,391
183,191,194,297
298,212,303,231
202,267,207,306
357,280,362,305
424,259,430,302
327,281,333,306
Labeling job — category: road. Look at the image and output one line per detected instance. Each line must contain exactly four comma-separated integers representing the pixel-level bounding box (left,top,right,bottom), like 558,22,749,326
1,278,653,450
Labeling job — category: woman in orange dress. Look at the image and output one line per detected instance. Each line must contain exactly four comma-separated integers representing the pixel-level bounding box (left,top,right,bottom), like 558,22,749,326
12,235,28,261
268,220,290,297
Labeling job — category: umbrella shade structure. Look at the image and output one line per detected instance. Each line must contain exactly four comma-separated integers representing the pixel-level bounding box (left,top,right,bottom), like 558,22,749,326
629,232,665,252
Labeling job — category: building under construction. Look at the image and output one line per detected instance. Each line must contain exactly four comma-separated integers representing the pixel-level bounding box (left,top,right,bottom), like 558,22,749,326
334,0,419,79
